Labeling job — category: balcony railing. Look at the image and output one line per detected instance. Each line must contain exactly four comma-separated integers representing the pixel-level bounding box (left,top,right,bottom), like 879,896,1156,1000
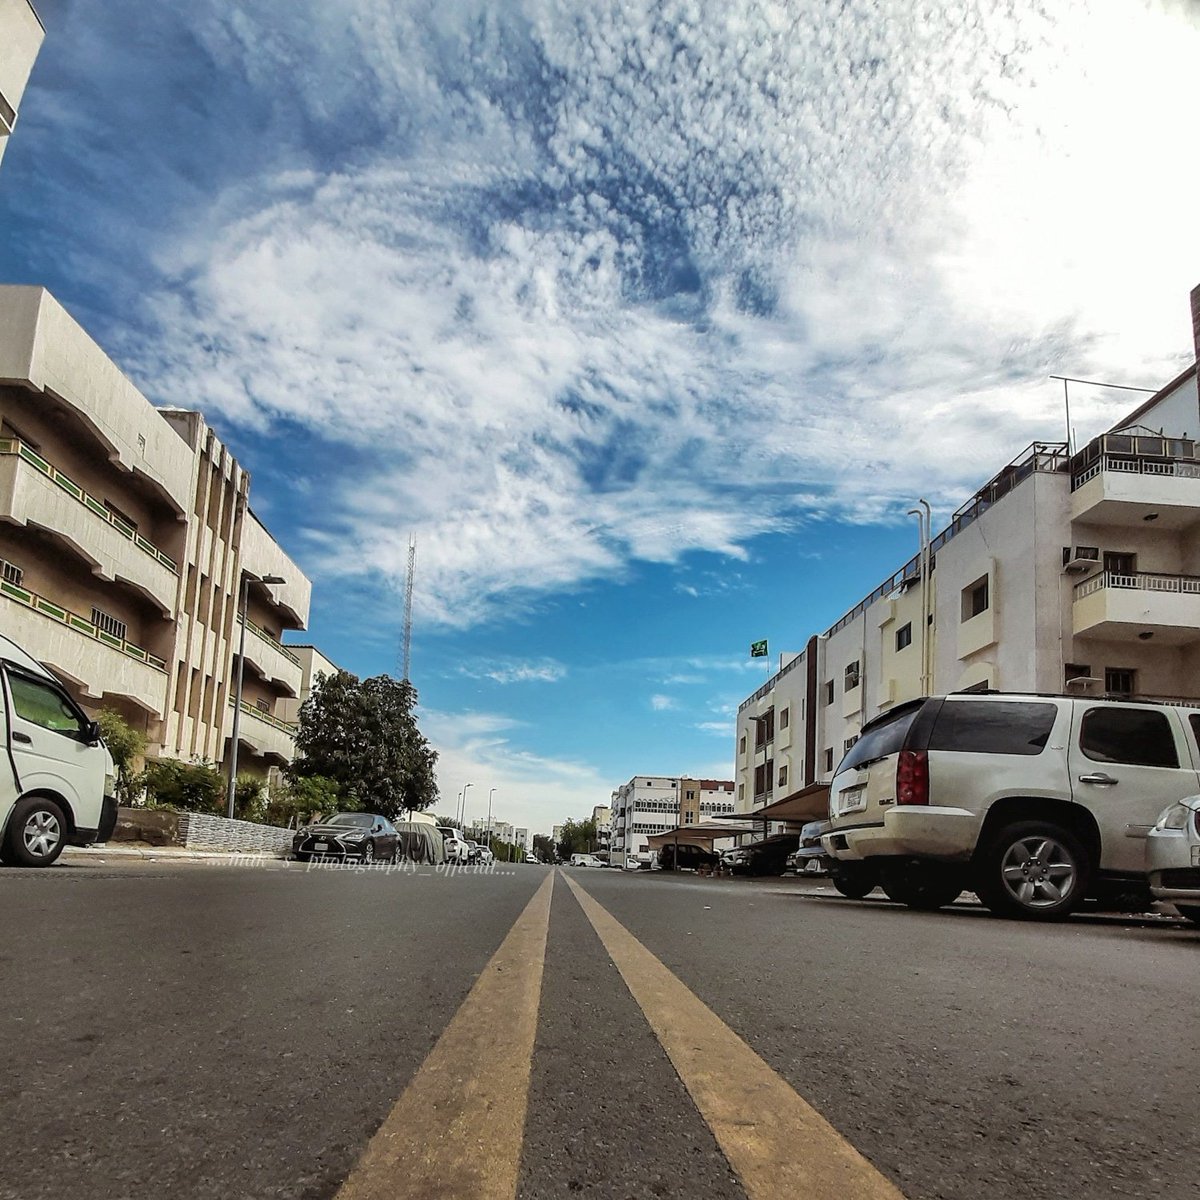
0,438,178,573
0,578,168,670
229,697,297,735
1072,455,1200,491
1074,570,1200,600
245,618,302,666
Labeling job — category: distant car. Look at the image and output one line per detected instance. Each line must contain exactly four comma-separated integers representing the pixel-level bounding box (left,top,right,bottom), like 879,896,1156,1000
624,855,645,871
293,813,398,863
524,852,539,864
437,826,471,864
722,836,799,876
476,845,495,865
1146,796,1200,926
786,821,831,875
465,840,482,864
658,843,718,872
569,853,604,867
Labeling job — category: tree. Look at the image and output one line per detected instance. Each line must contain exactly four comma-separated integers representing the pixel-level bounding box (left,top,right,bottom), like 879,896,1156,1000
291,670,439,821
265,776,347,827
137,759,224,814
556,817,598,861
96,709,146,804
532,834,555,863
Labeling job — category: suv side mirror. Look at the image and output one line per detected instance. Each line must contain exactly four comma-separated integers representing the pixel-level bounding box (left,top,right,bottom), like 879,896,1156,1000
85,719,102,746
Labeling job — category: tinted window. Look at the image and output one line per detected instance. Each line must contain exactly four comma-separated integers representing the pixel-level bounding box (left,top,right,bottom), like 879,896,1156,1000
1080,707,1178,768
327,812,373,827
928,701,1057,756
7,673,87,737
838,703,924,772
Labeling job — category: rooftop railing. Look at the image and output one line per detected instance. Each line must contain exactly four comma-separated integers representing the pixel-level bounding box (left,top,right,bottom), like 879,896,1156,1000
1072,455,1200,491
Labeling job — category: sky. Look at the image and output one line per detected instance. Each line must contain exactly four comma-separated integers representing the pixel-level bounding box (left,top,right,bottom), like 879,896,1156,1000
2,0,1198,836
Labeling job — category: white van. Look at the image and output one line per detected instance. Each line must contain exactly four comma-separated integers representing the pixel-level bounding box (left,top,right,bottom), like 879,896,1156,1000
0,634,116,866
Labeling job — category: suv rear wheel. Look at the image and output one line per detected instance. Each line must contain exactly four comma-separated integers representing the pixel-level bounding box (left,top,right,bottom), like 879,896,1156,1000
879,860,964,910
975,820,1089,920
829,861,877,899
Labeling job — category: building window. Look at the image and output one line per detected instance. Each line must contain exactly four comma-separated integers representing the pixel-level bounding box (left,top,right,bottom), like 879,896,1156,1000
0,558,23,587
1104,667,1136,698
1103,551,1137,579
844,661,860,691
684,811,695,825
823,747,834,773
778,764,788,789
962,576,989,621
844,736,858,753
137,433,147,453
895,622,912,651
91,608,128,641
739,734,747,755
255,697,270,713
824,680,835,706
737,783,744,802
780,707,789,729
1064,663,1092,685
755,707,775,747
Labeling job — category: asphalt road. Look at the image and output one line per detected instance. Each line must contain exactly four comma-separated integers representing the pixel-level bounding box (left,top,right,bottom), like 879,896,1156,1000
0,858,1197,1200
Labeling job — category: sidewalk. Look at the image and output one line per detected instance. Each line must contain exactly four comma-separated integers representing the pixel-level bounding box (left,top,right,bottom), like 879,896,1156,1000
64,844,287,862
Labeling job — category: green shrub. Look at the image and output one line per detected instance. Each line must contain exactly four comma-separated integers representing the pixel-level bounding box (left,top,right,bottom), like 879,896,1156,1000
264,775,344,827
137,758,224,815
233,775,267,823
96,709,147,805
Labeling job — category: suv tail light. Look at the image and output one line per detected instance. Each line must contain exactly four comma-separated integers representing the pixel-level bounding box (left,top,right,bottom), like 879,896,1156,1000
896,750,929,806
1194,809,1200,838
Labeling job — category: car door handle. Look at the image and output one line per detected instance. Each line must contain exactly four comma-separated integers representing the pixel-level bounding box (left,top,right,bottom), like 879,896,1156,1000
11,732,31,744
1078,772,1117,785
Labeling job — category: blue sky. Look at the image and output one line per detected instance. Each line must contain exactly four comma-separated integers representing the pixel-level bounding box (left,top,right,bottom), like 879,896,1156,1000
2,0,1198,834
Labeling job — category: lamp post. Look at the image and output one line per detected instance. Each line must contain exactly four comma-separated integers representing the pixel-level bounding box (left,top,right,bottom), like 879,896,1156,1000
460,782,473,830
907,501,932,695
226,573,286,819
486,787,496,848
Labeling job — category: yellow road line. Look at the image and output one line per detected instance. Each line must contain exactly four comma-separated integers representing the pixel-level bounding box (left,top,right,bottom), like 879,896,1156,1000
562,873,907,1200
337,872,555,1200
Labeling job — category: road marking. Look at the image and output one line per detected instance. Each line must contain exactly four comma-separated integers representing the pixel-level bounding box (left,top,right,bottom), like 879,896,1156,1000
336,872,554,1200
562,873,907,1200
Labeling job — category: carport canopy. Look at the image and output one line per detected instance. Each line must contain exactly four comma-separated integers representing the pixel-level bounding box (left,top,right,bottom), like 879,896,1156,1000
645,821,745,851
717,782,831,826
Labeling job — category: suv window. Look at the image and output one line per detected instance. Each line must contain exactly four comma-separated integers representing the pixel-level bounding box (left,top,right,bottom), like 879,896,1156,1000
1080,707,1178,768
928,701,1057,756
838,702,923,772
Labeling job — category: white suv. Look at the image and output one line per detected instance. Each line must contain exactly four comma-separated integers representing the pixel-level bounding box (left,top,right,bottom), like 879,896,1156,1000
822,692,1200,919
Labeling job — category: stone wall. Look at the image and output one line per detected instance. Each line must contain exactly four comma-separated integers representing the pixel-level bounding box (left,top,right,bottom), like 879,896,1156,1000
178,812,292,856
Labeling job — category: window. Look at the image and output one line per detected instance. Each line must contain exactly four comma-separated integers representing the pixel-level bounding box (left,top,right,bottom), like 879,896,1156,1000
103,499,139,534
961,576,989,621
0,558,23,587
843,736,858,753
823,748,833,773
737,783,744,802
928,701,1057,756
1103,551,1136,579
844,661,860,691
895,622,912,651
739,734,747,754
839,701,924,772
7,673,87,738
1104,668,1135,698
91,608,128,641
684,810,694,825
137,433,147,453
755,707,775,747
1064,663,1092,685
823,680,835,706
1080,707,1178,768
777,764,788,789
255,698,270,713
780,707,789,729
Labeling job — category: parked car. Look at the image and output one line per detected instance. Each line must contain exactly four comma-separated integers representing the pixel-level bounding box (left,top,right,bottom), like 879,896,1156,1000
1146,795,1200,926
464,840,482,864
524,852,539,864
437,826,471,864
0,634,118,867
786,820,830,875
293,812,398,863
823,692,1200,919
476,844,495,865
722,836,799,876
658,843,719,872
569,853,604,867
624,854,648,871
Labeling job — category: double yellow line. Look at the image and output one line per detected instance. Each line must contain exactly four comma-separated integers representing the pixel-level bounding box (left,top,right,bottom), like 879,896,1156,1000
338,870,905,1200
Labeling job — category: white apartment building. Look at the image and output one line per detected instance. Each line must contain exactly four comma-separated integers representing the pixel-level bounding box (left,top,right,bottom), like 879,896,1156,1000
0,286,321,779
736,283,1200,820
0,0,43,173
609,776,735,859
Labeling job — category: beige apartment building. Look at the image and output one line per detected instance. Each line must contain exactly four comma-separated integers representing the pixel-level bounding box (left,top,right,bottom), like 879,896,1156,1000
609,775,735,859
0,285,318,779
736,283,1200,823
0,0,43,173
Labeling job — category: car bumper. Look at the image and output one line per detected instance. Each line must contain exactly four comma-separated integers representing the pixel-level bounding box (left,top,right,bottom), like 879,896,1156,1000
822,807,980,862
1146,828,1200,901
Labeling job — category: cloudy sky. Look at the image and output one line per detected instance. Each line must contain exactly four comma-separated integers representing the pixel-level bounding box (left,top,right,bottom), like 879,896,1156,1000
2,0,1198,834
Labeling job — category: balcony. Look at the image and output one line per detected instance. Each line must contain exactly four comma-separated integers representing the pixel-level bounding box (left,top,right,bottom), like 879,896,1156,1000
239,619,303,698
0,578,169,714
1071,453,1200,530
1073,571,1200,645
0,439,179,615
228,699,297,767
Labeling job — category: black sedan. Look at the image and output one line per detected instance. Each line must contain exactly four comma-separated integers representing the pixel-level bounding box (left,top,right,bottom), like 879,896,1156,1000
293,813,399,863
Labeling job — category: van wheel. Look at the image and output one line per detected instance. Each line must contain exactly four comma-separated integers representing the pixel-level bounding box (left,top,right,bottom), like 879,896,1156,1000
2,797,68,867
879,861,964,910
975,821,1089,920
830,862,877,899
1175,906,1200,928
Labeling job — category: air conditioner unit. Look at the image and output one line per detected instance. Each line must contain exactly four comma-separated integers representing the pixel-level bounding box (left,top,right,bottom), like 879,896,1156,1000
1062,546,1100,573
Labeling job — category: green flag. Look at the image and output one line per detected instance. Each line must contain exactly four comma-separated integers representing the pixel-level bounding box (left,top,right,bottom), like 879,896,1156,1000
750,639,768,659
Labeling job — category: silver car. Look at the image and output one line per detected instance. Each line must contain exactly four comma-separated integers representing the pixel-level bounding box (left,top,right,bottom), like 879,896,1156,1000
1146,796,1200,927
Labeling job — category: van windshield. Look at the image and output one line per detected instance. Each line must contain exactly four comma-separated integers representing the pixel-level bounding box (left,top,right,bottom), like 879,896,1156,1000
837,702,925,773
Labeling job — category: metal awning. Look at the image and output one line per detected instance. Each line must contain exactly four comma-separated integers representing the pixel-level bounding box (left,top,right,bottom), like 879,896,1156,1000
645,821,745,850
719,782,831,825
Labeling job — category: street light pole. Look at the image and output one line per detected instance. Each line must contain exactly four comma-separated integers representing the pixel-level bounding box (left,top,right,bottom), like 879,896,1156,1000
461,782,473,833
486,787,496,847
907,501,932,695
226,573,286,820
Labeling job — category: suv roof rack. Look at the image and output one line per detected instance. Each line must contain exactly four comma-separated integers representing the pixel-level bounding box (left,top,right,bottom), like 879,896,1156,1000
946,688,1200,707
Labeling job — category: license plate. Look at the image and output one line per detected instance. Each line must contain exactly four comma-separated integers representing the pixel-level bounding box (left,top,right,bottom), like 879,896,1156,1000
313,842,328,852
838,786,866,815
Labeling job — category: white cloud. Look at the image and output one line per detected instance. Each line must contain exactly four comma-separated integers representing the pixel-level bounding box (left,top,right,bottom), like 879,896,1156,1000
64,0,1200,627
696,721,734,737
649,694,677,711
458,658,567,684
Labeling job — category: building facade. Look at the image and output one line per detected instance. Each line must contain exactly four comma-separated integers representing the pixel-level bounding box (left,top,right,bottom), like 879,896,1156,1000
609,775,735,859
0,0,44,173
735,284,1200,824
0,286,320,778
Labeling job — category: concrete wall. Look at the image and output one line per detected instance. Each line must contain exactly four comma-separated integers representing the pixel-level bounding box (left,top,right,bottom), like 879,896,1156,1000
179,811,292,855
0,0,43,170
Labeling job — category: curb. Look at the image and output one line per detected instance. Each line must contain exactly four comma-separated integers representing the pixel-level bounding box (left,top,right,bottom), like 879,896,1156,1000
64,845,287,862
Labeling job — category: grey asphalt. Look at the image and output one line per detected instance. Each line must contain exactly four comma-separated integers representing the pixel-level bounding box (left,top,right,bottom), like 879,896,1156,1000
1,859,1197,1200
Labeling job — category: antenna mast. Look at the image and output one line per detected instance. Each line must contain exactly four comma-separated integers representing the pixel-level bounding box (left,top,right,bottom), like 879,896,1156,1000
401,534,416,682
